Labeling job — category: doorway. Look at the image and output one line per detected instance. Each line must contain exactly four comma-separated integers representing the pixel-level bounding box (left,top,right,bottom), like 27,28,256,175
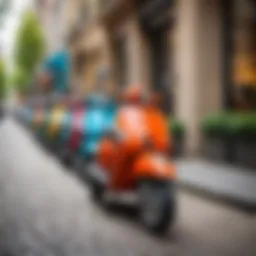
138,0,173,113
113,36,127,87
148,29,171,113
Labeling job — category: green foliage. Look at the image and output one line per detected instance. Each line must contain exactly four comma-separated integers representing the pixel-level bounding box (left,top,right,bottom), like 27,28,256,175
14,11,45,93
201,112,256,139
201,112,230,137
169,118,186,138
11,68,30,94
0,60,6,100
228,112,256,138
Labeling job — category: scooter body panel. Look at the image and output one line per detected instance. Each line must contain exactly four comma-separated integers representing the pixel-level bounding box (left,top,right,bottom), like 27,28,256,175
48,106,66,140
33,107,45,131
133,152,176,180
58,111,73,145
79,99,117,159
96,103,174,191
68,105,86,153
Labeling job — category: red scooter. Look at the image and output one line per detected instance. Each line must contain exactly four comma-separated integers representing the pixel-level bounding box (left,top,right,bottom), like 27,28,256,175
64,99,86,167
87,86,177,234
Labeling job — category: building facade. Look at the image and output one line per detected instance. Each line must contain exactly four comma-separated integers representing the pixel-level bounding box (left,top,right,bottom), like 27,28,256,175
98,0,256,155
67,0,256,155
34,0,69,53
67,0,114,96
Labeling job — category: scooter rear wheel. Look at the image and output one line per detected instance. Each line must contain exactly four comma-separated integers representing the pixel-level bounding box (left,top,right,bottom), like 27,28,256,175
138,180,176,235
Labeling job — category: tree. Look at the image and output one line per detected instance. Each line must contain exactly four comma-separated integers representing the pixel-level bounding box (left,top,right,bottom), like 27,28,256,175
0,0,12,27
14,11,45,93
0,60,6,100
11,67,30,94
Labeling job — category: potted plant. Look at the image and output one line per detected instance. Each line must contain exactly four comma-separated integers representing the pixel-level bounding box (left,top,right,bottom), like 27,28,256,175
201,113,231,162
229,112,256,170
169,119,186,157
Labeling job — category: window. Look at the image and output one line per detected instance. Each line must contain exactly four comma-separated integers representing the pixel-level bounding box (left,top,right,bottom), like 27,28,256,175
227,0,256,109
37,0,49,8
74,1,89,28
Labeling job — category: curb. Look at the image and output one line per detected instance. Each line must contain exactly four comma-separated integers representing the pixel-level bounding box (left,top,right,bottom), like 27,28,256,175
178,181,256,214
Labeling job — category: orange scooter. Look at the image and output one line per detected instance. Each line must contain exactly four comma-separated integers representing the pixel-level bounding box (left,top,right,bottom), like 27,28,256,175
87,86,176,234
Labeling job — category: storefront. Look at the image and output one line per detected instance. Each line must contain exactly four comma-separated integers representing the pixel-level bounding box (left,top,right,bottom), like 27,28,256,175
223,0,256,109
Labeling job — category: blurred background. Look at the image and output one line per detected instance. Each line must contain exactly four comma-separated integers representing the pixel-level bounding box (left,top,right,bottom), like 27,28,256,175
0,0,255,255
1,0,256,155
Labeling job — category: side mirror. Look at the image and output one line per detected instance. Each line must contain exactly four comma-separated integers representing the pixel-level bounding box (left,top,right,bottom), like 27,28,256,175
151,93,162,105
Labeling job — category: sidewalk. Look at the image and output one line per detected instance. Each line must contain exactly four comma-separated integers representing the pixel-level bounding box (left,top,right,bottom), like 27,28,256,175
177,159,256,210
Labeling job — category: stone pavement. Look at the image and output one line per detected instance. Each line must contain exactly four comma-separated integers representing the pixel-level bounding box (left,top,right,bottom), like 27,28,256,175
0,118,254,256
177,159,256,209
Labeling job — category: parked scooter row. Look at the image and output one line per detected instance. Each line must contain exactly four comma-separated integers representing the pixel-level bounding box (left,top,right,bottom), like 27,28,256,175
18,86,177,234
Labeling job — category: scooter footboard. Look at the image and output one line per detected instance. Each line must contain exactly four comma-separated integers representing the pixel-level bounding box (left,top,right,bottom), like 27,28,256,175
133,153,176,180
86,163,109,187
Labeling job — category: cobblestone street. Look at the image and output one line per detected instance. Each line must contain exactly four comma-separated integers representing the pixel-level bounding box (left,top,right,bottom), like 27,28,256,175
0,118,255,256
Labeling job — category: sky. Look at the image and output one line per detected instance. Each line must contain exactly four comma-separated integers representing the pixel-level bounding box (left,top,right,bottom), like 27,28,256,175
0,0,32,65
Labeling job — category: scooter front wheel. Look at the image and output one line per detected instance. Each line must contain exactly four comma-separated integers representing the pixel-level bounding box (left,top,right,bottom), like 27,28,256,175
60,148,73,168
87,163,108,203
138,180,176,235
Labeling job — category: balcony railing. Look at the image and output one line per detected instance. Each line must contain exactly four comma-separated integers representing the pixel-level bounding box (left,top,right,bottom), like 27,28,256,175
99,0,117,11
99,0,132,23
68,2,90,43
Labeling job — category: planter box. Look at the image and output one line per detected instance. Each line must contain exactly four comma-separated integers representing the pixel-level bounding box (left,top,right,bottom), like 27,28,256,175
204,136,228,162
233,138,256,170
173,136,184,158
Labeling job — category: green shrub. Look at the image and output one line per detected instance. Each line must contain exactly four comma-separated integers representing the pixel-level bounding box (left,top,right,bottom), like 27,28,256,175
11,67,30,93
228,112,256,138
169,119,186,138
202,112,256,139
201,112,230,137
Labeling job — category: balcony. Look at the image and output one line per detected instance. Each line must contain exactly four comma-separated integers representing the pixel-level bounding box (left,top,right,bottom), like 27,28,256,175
99,0,133,25
68,2,91,44
137,0,175,31
99,0,119,11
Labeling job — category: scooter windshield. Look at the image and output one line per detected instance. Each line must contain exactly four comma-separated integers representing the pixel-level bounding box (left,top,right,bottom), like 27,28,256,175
84,100,117,136
117,104,169,151
117,105,149,139
80,96,117,156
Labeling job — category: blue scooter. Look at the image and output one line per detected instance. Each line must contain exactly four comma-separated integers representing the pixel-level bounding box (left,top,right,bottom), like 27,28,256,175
74,94,117,180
